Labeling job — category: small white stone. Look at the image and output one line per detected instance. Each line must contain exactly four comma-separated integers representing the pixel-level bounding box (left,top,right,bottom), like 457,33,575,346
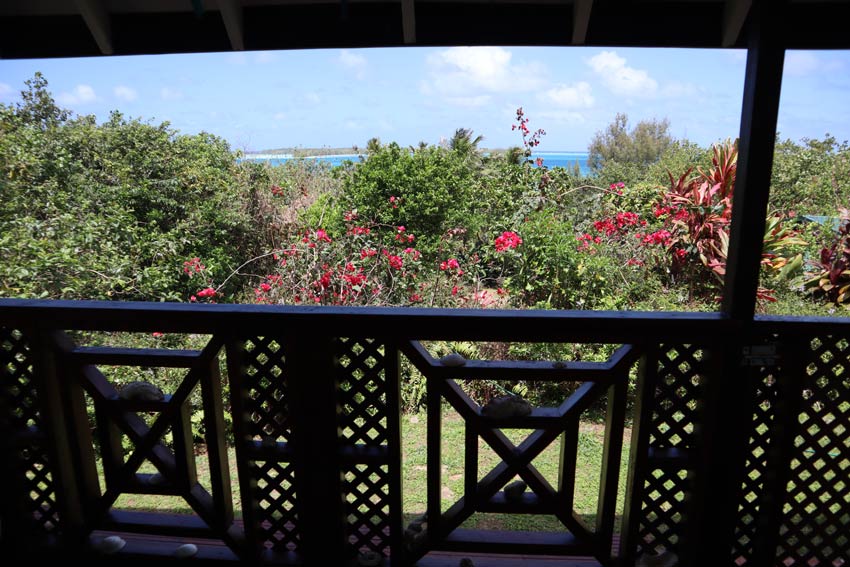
439,353,467,367
96,535,126,554
174,543,198,558
504,480,527,502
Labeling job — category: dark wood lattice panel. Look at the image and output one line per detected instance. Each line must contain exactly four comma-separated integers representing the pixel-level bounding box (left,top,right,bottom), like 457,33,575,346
242,337,291,443
337,338,388,446
637,467,689,556
19,445,61,532
651,344,705,449
732,365,780,565
252,460,300,553
629,344,706,559
777,336,850,566
1,328,61,537
1,328,40,430
344,463,391,556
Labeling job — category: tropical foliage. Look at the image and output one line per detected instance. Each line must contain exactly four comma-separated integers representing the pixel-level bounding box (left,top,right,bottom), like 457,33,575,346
2,74,848,412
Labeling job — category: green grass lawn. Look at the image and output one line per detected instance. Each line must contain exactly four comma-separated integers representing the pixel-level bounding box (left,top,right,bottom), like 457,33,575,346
108,409,632,535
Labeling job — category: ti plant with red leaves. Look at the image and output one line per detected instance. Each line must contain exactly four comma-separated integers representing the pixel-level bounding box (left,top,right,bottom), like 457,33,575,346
802,209,850,306
658,140,804,303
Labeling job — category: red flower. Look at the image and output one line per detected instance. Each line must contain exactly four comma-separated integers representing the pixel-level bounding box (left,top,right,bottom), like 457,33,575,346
494,231,522,252
260,283,272,292
182,257,205,276
535,157,544,167
196,287,216,298
387,255,403,270
152,332,164,338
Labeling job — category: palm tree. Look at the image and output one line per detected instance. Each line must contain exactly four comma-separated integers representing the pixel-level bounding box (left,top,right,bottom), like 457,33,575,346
503,146,524,166
365,137,381,155
449,128,484,158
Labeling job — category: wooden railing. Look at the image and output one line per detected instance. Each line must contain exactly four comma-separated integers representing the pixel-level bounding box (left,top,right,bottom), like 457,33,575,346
1,299,848,566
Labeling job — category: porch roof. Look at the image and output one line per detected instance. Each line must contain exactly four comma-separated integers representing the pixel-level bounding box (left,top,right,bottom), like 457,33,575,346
1,0,850,60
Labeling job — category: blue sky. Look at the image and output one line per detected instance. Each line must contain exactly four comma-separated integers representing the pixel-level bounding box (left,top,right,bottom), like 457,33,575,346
0,46,848,152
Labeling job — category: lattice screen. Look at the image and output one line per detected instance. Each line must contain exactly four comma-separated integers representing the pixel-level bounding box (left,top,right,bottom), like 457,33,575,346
776,335,850,566
732,363,781,565
252,460,300,552
0,328,61,538
336,337,395,557
237,336,300,553
635,344,706,557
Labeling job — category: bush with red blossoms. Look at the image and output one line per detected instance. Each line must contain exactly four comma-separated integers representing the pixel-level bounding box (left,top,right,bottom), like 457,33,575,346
494,231,523,252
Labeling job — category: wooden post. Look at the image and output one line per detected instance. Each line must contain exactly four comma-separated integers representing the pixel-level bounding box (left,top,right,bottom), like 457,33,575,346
46,331,102,538
224,339,261,559
286,334,347,566
685,3,787,565
596,378,626,561
620,350,656,565
721,0,786,320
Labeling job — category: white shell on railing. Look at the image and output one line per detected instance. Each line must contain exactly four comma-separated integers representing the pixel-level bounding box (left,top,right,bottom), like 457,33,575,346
357,550,382,566
95,535,126,554
119,381,164,401
174,543,198,558
503,479,527,502
439,353,467,367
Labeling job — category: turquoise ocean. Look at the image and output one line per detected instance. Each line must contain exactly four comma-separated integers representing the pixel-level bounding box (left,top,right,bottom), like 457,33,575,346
241,151,590,175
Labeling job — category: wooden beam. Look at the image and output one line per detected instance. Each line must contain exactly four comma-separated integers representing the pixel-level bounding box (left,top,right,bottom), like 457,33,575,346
74,0,112,55
722,0,752,47
401,0,416,44
572,0,593,45
218,0,245,51
721,1,785,320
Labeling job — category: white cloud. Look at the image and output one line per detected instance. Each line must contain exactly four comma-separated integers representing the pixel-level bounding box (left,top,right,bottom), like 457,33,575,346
445,95,491,108
423,46,548,106
660,81,698,98
339,49,367,80
273,112,286,121
784,51,843,77
56,84,97,105
537,109,586,124
587,51,657,97
540,82,594,108
160,87,183,100
0,83,12,98
785,52,821,77
113,85,137,102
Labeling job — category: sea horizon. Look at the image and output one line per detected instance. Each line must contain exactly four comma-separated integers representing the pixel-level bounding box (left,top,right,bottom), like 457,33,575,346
240,150,591,173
